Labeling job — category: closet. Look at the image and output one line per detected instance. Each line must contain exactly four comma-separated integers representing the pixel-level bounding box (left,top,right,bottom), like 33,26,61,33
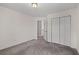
37,15,71,46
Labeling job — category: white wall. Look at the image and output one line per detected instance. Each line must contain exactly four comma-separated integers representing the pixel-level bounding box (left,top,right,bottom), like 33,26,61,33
75,5,79,51
0,6,37,50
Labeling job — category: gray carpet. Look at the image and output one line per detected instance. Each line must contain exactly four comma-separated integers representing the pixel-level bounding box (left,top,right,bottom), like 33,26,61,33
0,39,78,55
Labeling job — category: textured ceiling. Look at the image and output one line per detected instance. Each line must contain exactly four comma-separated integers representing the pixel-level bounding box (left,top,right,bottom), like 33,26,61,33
0,3,78,17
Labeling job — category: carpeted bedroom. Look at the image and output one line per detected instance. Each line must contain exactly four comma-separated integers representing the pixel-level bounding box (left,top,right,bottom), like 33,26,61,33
0,3,79,55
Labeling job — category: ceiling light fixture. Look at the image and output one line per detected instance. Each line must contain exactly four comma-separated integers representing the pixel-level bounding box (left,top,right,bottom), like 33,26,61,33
32,3,38,8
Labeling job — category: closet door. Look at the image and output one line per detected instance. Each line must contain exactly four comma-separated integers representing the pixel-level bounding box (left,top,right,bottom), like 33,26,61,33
60,16,71,46
51,17,59,43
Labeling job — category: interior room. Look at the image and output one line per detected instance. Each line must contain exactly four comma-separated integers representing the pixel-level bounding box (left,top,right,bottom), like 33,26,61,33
0,3,79,55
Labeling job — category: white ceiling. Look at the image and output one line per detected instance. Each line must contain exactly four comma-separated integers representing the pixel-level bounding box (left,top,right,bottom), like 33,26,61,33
0,3,78,17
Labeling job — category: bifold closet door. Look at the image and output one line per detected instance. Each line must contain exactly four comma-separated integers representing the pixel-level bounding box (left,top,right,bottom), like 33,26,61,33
60,16,71,46
51,17,59,43
51,16,71,46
